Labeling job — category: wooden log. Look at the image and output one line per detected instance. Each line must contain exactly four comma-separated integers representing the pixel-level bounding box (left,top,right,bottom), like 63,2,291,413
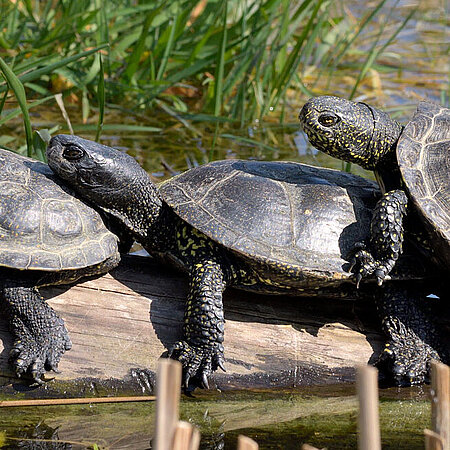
0,254,403,397
430,362,450,450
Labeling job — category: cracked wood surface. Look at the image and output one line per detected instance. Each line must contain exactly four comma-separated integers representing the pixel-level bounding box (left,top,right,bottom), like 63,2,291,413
0,255,386,395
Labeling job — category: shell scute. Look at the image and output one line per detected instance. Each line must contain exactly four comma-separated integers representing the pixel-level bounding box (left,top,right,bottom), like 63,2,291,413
397,101,450,267
0,149,118,271
160,159,379,277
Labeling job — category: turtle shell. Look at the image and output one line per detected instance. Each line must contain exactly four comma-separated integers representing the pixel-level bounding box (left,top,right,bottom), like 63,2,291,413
159,160,379,278
0,149,118,271
397,102,450,267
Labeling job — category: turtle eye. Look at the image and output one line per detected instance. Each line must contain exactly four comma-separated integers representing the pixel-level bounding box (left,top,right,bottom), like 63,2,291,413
63,144,84,161
318,113,340,127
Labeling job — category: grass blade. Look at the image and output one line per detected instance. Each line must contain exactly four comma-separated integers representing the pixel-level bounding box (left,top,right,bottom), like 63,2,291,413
0,95,55,127
156,13,179,81
214,1,228,117
73,124,161,132
0,57,33,156
95,54,105,142
349,2,415,99
124,3,166,82
0,45,109,94
32,130,49,162
220,133,278,152
0,89,8,114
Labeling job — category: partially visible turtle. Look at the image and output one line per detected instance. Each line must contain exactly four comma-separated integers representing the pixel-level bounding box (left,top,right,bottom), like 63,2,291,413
299,97,450,286
0,149,120,383
47,135,445,387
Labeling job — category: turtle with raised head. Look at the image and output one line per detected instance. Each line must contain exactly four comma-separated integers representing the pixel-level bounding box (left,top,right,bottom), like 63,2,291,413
299,97,449,286
47,135,446,387
0,149,120,383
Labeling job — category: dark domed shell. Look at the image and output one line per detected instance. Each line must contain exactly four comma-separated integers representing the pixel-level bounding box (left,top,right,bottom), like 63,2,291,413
397,102,450,267
159,160,378,277
0,150,118,271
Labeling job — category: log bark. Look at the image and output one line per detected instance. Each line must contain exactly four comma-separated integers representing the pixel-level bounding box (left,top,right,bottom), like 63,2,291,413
0,255,389,397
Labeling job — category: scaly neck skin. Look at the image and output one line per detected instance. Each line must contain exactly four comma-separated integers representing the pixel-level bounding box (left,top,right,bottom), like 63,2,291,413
101,176,167,252
374,145,404,193
361,103,403,171
364,104,404,193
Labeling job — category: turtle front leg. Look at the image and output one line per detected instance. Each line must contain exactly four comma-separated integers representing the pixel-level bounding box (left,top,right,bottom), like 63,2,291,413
169,259,226,389
375,285,446,386
1,284,72,384
351,190,408,286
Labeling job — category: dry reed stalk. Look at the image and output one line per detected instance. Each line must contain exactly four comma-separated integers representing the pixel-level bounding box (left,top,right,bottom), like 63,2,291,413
189,426,200,450
430,361,449,450
0,396,155,407
237,435,259,450
154,359,182,450
172,421,195,450
425,429,445,450
356,365,381,450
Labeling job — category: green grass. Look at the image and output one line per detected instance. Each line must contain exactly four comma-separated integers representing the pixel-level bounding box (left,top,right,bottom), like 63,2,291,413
0,0,430,158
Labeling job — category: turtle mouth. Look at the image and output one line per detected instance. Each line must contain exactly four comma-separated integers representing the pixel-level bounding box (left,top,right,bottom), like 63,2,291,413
46,140,76,180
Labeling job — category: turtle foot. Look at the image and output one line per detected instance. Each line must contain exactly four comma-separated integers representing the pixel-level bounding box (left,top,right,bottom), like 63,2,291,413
9,314,72,384
375,340,440,387
349,242,392,287
168,340,225,389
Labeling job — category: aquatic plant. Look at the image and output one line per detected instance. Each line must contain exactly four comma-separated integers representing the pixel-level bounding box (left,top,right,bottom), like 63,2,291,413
0,0,446,159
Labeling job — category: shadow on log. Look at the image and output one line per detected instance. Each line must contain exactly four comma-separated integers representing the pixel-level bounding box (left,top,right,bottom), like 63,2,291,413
0,254,401,397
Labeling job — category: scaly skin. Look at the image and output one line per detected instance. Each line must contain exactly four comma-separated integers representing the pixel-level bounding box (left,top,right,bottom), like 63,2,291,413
170,260,227,388
2,284,72,384
351,190,408,286
167,222,230,387
375,285,445,386
1,255,119,383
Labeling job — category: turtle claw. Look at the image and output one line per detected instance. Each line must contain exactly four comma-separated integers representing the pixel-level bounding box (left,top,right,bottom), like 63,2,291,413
202,373,210,389
184,374,191,389
169,340,224,389
376,340,439,387
348,242,394,287
375,269,390,286
355,273,363,289
217,359,226,372
8,317,71,383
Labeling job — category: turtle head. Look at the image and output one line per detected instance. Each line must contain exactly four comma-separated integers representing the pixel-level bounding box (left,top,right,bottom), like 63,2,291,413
47,134,162,240
299,96,402,170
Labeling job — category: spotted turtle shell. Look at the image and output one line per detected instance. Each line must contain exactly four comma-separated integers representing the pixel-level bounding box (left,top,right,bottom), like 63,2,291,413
159,160,380,279
0,149,118,271
397,102,450,267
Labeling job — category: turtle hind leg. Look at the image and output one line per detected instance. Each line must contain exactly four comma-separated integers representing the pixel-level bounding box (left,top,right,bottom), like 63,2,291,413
1,283,72,384
351,189,408,286
375,285,445,386
169,259,227,389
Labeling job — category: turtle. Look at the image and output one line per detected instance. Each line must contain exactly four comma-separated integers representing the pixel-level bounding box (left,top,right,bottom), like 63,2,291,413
0,148,120,383
46,135,446,387
298,97,450,287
